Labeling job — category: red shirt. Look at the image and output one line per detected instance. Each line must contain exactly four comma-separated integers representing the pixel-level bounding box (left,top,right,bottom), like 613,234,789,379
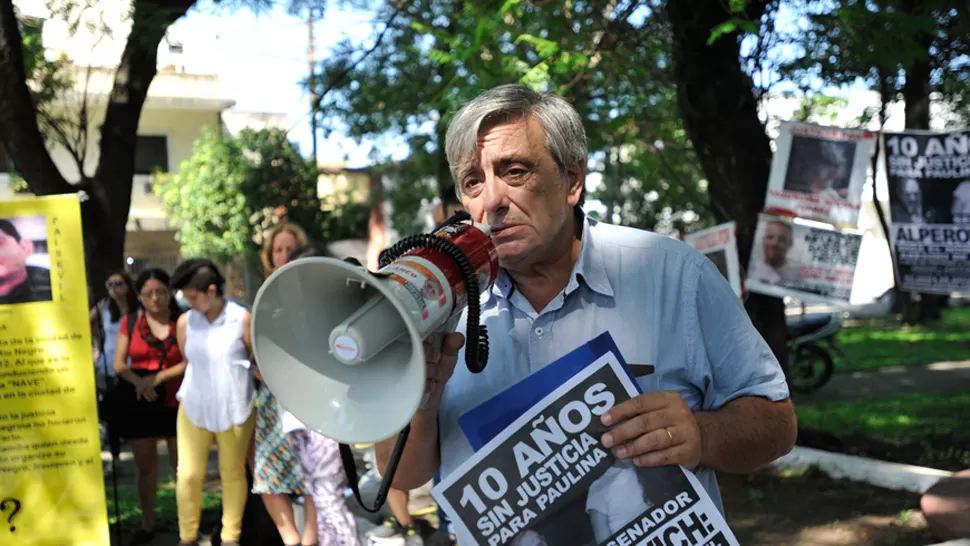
121,314,184,408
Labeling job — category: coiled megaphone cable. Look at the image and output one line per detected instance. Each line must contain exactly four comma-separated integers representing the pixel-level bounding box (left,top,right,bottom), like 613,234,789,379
377,210,489,374
339,212,492,513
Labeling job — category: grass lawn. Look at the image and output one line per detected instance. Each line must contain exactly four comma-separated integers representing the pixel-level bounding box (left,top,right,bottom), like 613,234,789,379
105,479,221,531
836,306,970,373
796,390,970,447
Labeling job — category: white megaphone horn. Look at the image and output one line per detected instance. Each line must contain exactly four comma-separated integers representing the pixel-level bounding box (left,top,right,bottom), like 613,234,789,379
250,211,499,512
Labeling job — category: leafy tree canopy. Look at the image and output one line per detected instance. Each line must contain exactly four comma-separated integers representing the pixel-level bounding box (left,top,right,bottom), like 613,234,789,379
157,126,368,263
313,0,712,236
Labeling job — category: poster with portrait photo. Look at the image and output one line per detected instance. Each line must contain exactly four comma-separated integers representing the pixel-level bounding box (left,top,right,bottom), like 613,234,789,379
764,121,876,227
434,333,739,546
745,213,863,306
684,221,742,297
0,214,52,305
882,129,970,294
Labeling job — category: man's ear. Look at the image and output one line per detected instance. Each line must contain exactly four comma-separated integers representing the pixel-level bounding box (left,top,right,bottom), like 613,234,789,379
565,162,586,207
20,239,33,256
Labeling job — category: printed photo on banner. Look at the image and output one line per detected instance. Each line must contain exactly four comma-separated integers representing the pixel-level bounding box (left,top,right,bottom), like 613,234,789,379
684,222,742,297
764,121,876,227
433,334,739,546
883,129,970,294
0,214,52,305
0,195,109,546
745,213,862,305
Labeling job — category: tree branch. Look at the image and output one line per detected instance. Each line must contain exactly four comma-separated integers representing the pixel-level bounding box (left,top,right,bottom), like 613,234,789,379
37,109,84,177
314,3,402,109
0,0,72,194
92,0,195,201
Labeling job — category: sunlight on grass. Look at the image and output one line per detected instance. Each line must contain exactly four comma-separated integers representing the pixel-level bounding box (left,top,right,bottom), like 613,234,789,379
106,480,221,531
836,307,970,373
796,391,970,446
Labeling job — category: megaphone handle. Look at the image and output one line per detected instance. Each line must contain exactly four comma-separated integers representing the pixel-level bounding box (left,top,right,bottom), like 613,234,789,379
338,424,411,514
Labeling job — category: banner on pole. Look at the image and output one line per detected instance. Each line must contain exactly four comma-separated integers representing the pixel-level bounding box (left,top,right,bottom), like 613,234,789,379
745,213,863,305
764,121,876,227
883,129,970,294
0,194,109,545
684,222,743,297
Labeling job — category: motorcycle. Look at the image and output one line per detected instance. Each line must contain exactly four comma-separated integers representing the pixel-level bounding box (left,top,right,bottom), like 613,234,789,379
785,312,845,394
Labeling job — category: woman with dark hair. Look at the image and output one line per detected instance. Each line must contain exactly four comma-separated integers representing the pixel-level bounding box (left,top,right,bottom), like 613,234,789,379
91,271,138,388
113,268,186,545
90,271,139,470
171,259,256,546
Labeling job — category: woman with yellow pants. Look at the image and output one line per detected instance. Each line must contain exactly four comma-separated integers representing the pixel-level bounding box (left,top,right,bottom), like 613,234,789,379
171,259,257,546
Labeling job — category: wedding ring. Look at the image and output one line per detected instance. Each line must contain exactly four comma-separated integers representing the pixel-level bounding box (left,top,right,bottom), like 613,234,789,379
665,427,674,442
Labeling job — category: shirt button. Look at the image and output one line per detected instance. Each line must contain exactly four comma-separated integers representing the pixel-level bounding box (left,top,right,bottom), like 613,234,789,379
535,327,544,337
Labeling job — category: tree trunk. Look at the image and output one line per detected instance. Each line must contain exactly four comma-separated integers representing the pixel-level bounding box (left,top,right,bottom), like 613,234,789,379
899,1,945,324
0,0,195,304
665,1,788,366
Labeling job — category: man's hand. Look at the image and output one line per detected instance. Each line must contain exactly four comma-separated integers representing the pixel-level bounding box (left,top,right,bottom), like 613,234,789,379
600,391,702,469
422,332,464,411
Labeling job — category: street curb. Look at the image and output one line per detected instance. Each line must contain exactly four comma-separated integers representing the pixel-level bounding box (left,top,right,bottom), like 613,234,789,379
770,446,954,494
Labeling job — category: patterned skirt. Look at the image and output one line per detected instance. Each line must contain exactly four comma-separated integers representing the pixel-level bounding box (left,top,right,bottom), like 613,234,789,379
252,381,306,495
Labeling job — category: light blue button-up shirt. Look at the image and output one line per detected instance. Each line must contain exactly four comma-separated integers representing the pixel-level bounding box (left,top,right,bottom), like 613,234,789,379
438,214,790,515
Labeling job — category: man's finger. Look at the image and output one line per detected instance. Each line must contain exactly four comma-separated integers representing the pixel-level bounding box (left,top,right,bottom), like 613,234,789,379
601,392,670,426
441,332,465,355
633,445,687,468
601,411,671,449
615,428,677,460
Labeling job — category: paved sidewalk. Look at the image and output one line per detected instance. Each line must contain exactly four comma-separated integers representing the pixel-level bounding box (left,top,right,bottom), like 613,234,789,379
794,360,970,406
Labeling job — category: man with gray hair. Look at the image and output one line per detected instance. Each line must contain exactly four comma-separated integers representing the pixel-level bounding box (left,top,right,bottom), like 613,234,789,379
376,84,796,529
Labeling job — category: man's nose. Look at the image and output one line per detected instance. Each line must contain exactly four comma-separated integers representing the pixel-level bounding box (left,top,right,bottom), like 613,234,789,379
481,174,510,218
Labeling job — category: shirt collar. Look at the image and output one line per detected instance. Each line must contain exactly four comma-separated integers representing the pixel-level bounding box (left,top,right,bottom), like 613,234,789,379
485,212,615,303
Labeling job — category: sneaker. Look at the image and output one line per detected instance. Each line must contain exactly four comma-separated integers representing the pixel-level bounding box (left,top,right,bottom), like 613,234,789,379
368,516,403,539
402,525,424,546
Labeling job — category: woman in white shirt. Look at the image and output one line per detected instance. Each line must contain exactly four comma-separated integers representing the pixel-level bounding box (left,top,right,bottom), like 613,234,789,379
170,259,256,546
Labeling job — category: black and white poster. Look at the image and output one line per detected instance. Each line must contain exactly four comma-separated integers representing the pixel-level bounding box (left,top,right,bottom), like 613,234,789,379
432,349,738,546
684,222,743,297
883,129,970,294
746,213,863,305
764,121,876,227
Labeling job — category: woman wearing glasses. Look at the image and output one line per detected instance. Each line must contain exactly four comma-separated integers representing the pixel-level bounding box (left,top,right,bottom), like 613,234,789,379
113,268,186,545
90,271,139,471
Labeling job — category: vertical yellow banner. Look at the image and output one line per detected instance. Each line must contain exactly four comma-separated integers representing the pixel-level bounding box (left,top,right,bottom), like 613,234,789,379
0,194,109,545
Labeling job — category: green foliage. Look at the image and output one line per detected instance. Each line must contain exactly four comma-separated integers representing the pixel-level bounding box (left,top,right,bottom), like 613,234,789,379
157,126,368,262
836,306,970,373
778,0,970,126
313,0,710,235
791,95,851,124
18,15,73,159
796,391,970,446
108,481,220,531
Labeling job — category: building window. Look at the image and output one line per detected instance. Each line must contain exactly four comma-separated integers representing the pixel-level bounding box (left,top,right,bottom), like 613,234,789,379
134,136,169,175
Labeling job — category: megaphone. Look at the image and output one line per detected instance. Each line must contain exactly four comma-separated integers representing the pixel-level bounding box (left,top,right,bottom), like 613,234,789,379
250,211,499,511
